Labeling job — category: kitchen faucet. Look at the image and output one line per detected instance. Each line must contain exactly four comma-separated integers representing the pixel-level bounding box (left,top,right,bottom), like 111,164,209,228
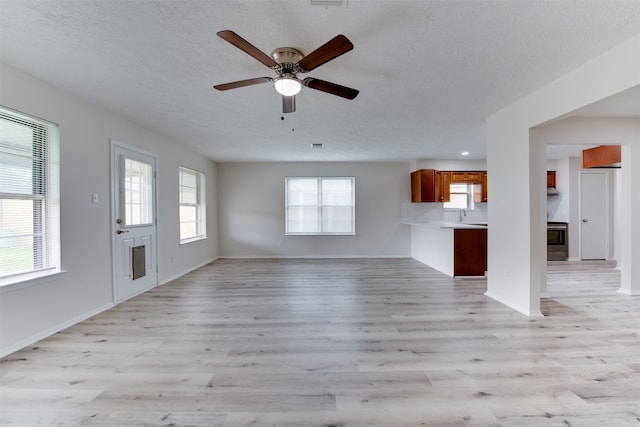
459,208,466,223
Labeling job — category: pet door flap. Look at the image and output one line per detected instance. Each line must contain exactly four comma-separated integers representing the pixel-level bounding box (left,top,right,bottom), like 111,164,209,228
131,245,146,280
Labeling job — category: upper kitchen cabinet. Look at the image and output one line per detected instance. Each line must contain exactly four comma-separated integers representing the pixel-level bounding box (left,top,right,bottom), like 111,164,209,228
547,171,556,188
481,171,488,202
450,171,483,184
411,169,450,203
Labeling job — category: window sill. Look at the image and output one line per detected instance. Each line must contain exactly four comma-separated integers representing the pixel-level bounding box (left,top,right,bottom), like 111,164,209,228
285,233,356,236
0,269,67,294
179,235,207,245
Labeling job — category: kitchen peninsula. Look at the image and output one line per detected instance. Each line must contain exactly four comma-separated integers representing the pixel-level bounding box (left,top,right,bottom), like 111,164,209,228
407,221,488,277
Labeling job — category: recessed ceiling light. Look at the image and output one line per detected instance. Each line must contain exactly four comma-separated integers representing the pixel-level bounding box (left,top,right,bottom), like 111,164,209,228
461,151,469,156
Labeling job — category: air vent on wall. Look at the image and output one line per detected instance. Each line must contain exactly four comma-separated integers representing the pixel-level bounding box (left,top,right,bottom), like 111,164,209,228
310,0,346,7
311,143,324,148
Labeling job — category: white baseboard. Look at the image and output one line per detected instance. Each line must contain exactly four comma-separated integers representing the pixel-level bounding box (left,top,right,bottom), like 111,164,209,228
618,288,640,296
0,302,114,358
218,255,410,259
484,291,544,317
159,257,218,285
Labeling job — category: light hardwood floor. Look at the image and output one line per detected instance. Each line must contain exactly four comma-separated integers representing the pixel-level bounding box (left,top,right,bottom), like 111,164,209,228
1,258,639,426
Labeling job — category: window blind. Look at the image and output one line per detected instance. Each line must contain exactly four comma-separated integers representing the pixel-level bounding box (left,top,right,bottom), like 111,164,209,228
285,177,355,235
0,108,60,279
179,166,206,242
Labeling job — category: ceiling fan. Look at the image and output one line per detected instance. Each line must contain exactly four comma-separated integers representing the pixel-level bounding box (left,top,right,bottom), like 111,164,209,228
213,30,359,113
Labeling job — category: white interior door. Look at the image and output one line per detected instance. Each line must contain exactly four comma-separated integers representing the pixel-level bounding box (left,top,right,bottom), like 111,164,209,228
112,143,158,302
580,171,608,260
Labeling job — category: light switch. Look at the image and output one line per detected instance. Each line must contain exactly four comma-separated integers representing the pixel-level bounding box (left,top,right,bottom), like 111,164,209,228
92,192,99,204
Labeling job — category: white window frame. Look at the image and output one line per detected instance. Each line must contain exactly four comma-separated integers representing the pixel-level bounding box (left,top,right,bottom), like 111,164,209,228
443,183,475,210
178,166,206,244
285,176,355,236
0,107,61,287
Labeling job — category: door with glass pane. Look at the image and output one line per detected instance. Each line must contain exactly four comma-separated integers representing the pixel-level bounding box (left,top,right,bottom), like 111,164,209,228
112,143,157,302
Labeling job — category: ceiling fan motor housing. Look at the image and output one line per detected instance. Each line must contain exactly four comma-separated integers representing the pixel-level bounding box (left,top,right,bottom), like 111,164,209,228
271,47,304,97
271,47,304,69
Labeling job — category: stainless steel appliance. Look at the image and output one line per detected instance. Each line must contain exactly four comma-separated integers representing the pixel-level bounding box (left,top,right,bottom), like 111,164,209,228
547,222,568,261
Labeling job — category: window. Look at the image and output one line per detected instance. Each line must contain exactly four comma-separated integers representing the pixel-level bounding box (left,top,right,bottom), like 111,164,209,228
179,166,206,243
285,177,355,235
0,108,60,282
124,158,153,226
443,184,474,210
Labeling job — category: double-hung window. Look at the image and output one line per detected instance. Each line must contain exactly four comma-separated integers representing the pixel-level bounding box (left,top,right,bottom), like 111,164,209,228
178,166,206,243
0,108,60,282
285,177,355,235
443,183,474,210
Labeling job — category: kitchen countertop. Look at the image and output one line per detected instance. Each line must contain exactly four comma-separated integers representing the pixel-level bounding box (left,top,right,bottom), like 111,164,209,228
403,221,488,229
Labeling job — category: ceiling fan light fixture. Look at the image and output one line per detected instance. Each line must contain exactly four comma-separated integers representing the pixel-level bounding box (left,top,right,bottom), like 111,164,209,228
274,76,302,96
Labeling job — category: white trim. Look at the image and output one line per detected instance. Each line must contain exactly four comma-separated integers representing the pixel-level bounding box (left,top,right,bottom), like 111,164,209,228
284,233,356,236
484,291,544,317
618,288,640,296
179,235,208,245
218,255,409,259
0,269,67,294
159,257,217,285
0,302,114,358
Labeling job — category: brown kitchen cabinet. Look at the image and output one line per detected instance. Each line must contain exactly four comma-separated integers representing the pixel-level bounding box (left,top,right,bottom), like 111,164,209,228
450,171,483,184
453,228,487,276
439,171,451,202
481,171,488,202
547,171,556,188
411,169,450,202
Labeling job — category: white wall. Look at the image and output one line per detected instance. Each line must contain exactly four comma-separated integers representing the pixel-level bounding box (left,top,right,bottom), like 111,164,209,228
218,162,411,258
0,64,218,356
613,168,623,265
487,34,640,315
411,226,454,276
567,157,582,261
416,159,487,171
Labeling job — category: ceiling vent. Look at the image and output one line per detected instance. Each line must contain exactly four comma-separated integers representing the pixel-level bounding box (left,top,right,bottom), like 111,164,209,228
311,143,324,148
310,0,346,7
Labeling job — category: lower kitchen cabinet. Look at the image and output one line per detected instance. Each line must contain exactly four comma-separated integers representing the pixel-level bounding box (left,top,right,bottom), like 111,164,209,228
453,229,487,276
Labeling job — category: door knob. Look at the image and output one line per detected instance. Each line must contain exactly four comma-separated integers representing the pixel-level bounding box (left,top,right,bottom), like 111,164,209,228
582,219,588,223
116,229,129,234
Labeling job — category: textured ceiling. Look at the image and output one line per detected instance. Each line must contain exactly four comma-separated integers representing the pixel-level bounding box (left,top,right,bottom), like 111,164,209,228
1,0,639,162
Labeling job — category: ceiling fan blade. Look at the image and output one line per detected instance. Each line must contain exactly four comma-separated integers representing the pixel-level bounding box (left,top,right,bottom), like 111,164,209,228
282,95,296,113
213,77,273,91
297,34,354,72
303,78,359,100
217,30,278,68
